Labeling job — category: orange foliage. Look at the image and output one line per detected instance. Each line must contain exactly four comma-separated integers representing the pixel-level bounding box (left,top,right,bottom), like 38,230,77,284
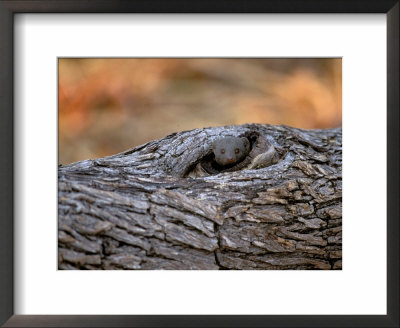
58,58,341,164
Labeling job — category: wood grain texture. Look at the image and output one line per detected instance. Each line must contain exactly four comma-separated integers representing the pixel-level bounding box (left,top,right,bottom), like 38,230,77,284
58,124,342,270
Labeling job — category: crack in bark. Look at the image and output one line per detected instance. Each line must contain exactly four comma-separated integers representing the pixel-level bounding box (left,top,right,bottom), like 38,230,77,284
59,124,342,270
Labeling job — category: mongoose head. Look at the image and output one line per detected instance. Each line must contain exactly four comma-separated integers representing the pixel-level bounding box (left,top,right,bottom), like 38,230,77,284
212,137,250,166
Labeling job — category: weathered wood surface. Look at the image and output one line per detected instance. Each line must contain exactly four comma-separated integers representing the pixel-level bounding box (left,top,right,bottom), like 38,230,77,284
58,124,342,270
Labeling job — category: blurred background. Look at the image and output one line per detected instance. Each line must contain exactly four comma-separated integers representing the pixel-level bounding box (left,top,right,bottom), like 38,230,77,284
59,58,341,165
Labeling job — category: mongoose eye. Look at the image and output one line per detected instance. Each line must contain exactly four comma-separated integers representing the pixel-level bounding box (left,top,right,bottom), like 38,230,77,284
220,149,225,154
235,148,240,154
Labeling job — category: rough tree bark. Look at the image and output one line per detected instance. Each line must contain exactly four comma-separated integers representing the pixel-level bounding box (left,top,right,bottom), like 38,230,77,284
58,124,342,270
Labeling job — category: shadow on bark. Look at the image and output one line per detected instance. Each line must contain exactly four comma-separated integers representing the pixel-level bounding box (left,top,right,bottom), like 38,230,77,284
58,124,342,270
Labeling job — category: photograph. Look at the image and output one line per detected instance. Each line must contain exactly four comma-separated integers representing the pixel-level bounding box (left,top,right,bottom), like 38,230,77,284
58,58,342,270
1,0,397,325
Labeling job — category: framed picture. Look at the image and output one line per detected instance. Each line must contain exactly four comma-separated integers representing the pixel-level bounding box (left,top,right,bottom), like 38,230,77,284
0,1,398,327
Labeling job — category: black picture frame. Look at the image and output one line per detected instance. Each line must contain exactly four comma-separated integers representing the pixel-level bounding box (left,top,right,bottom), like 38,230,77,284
0,1,398,327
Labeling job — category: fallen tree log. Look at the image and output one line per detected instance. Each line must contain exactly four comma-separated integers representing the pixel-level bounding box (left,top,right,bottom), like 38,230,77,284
58,123,342,270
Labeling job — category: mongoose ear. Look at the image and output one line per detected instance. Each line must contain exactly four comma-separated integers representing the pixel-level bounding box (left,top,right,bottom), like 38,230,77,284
242,137,250,151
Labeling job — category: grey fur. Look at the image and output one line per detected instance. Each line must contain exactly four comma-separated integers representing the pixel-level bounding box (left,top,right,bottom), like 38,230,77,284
212,137,250,166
